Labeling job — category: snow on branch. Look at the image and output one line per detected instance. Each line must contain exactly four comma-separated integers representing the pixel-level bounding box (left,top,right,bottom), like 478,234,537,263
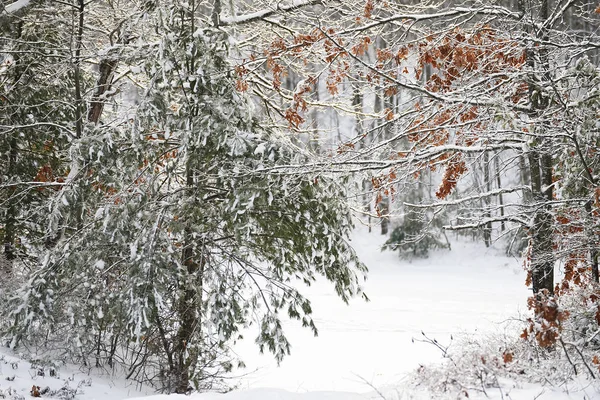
3,0,31,13
318,29,532,113
444,215,530,231
404,186,530,209
220,0,321,26
1,181,68,188
338,6,521,35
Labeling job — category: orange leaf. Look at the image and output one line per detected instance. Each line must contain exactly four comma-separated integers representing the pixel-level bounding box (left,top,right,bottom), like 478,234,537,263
235,79,249,92
395,47,409,63
376,48,393,62
436,158,467,199
384,108,394,121
364,0,374,18
31,386,41,398
384,86,398,97
351,37,371,56
284,108,305,128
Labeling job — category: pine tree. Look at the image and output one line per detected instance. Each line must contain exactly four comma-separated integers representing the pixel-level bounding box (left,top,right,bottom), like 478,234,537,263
0,1,76,278
383,177,449,258
7,1,366,392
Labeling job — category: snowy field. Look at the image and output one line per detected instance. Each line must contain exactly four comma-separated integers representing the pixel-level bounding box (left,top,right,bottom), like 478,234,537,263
3,228,597,399
232,228,530,393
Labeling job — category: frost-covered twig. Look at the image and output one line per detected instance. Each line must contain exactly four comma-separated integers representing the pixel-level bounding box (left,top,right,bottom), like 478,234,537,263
558,338,578,377
413,332,456,367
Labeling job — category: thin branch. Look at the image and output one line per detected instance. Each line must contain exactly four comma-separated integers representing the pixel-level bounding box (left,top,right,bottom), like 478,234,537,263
220,0,325,26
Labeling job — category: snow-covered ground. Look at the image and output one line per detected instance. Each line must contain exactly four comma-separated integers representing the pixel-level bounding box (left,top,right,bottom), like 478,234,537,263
0,350,151,399
232,228,530,393
4,228,596,399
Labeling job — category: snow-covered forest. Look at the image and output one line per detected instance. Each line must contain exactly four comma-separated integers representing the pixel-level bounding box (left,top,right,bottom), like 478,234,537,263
1,0,600,399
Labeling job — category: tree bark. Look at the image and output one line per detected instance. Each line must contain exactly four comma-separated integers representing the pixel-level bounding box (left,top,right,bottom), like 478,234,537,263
494,154,506,233
523,0,554,295
482,151,492,247
87,58,118,124
73,0,85,138
1,21,23,276
174,164,203,394
3,134,18,274
173,1,205,392
585,200,599,283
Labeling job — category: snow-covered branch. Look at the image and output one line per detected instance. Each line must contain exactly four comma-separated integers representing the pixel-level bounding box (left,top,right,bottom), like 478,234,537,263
404,186,530,209
220,0,323,26
2,0,31,14
338,5,522,35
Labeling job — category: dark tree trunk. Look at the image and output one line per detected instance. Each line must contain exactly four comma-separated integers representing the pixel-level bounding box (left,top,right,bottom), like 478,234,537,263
522,0,554,295
88,58,118,124
495,154,505,233
173,2,205,392
73,0,85,138
1,21,24,276
352,80,372,232
482,151,492,247
380,198,389,235
3,134,18,274
174,166,203,394
585,201,599,283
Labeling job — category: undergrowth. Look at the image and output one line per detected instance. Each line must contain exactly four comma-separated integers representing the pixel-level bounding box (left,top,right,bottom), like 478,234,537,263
411,284,600,398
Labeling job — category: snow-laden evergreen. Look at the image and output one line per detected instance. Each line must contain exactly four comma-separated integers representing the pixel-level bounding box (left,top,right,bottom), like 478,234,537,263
0,0,77,279
4,3,366,393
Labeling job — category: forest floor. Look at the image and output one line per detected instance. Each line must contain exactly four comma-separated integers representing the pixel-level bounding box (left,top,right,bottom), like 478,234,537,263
1,227,597,399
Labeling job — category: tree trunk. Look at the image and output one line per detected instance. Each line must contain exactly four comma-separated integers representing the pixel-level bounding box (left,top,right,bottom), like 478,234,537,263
73,0,85,139
494,154,505,233
585,200,599,283
372,45,392,235
88,58,118,124
173,2,205,392
522,0,554,295
3,134,18,275
174,165,203,393
1,21,24,276
482,151,492,247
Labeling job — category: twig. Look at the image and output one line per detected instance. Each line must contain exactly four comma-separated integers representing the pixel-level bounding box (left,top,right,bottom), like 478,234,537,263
412,332,457,366
585,328,600,345
571,343,596,379
354,374,387,400
558,338,577,377
533,389,545,399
